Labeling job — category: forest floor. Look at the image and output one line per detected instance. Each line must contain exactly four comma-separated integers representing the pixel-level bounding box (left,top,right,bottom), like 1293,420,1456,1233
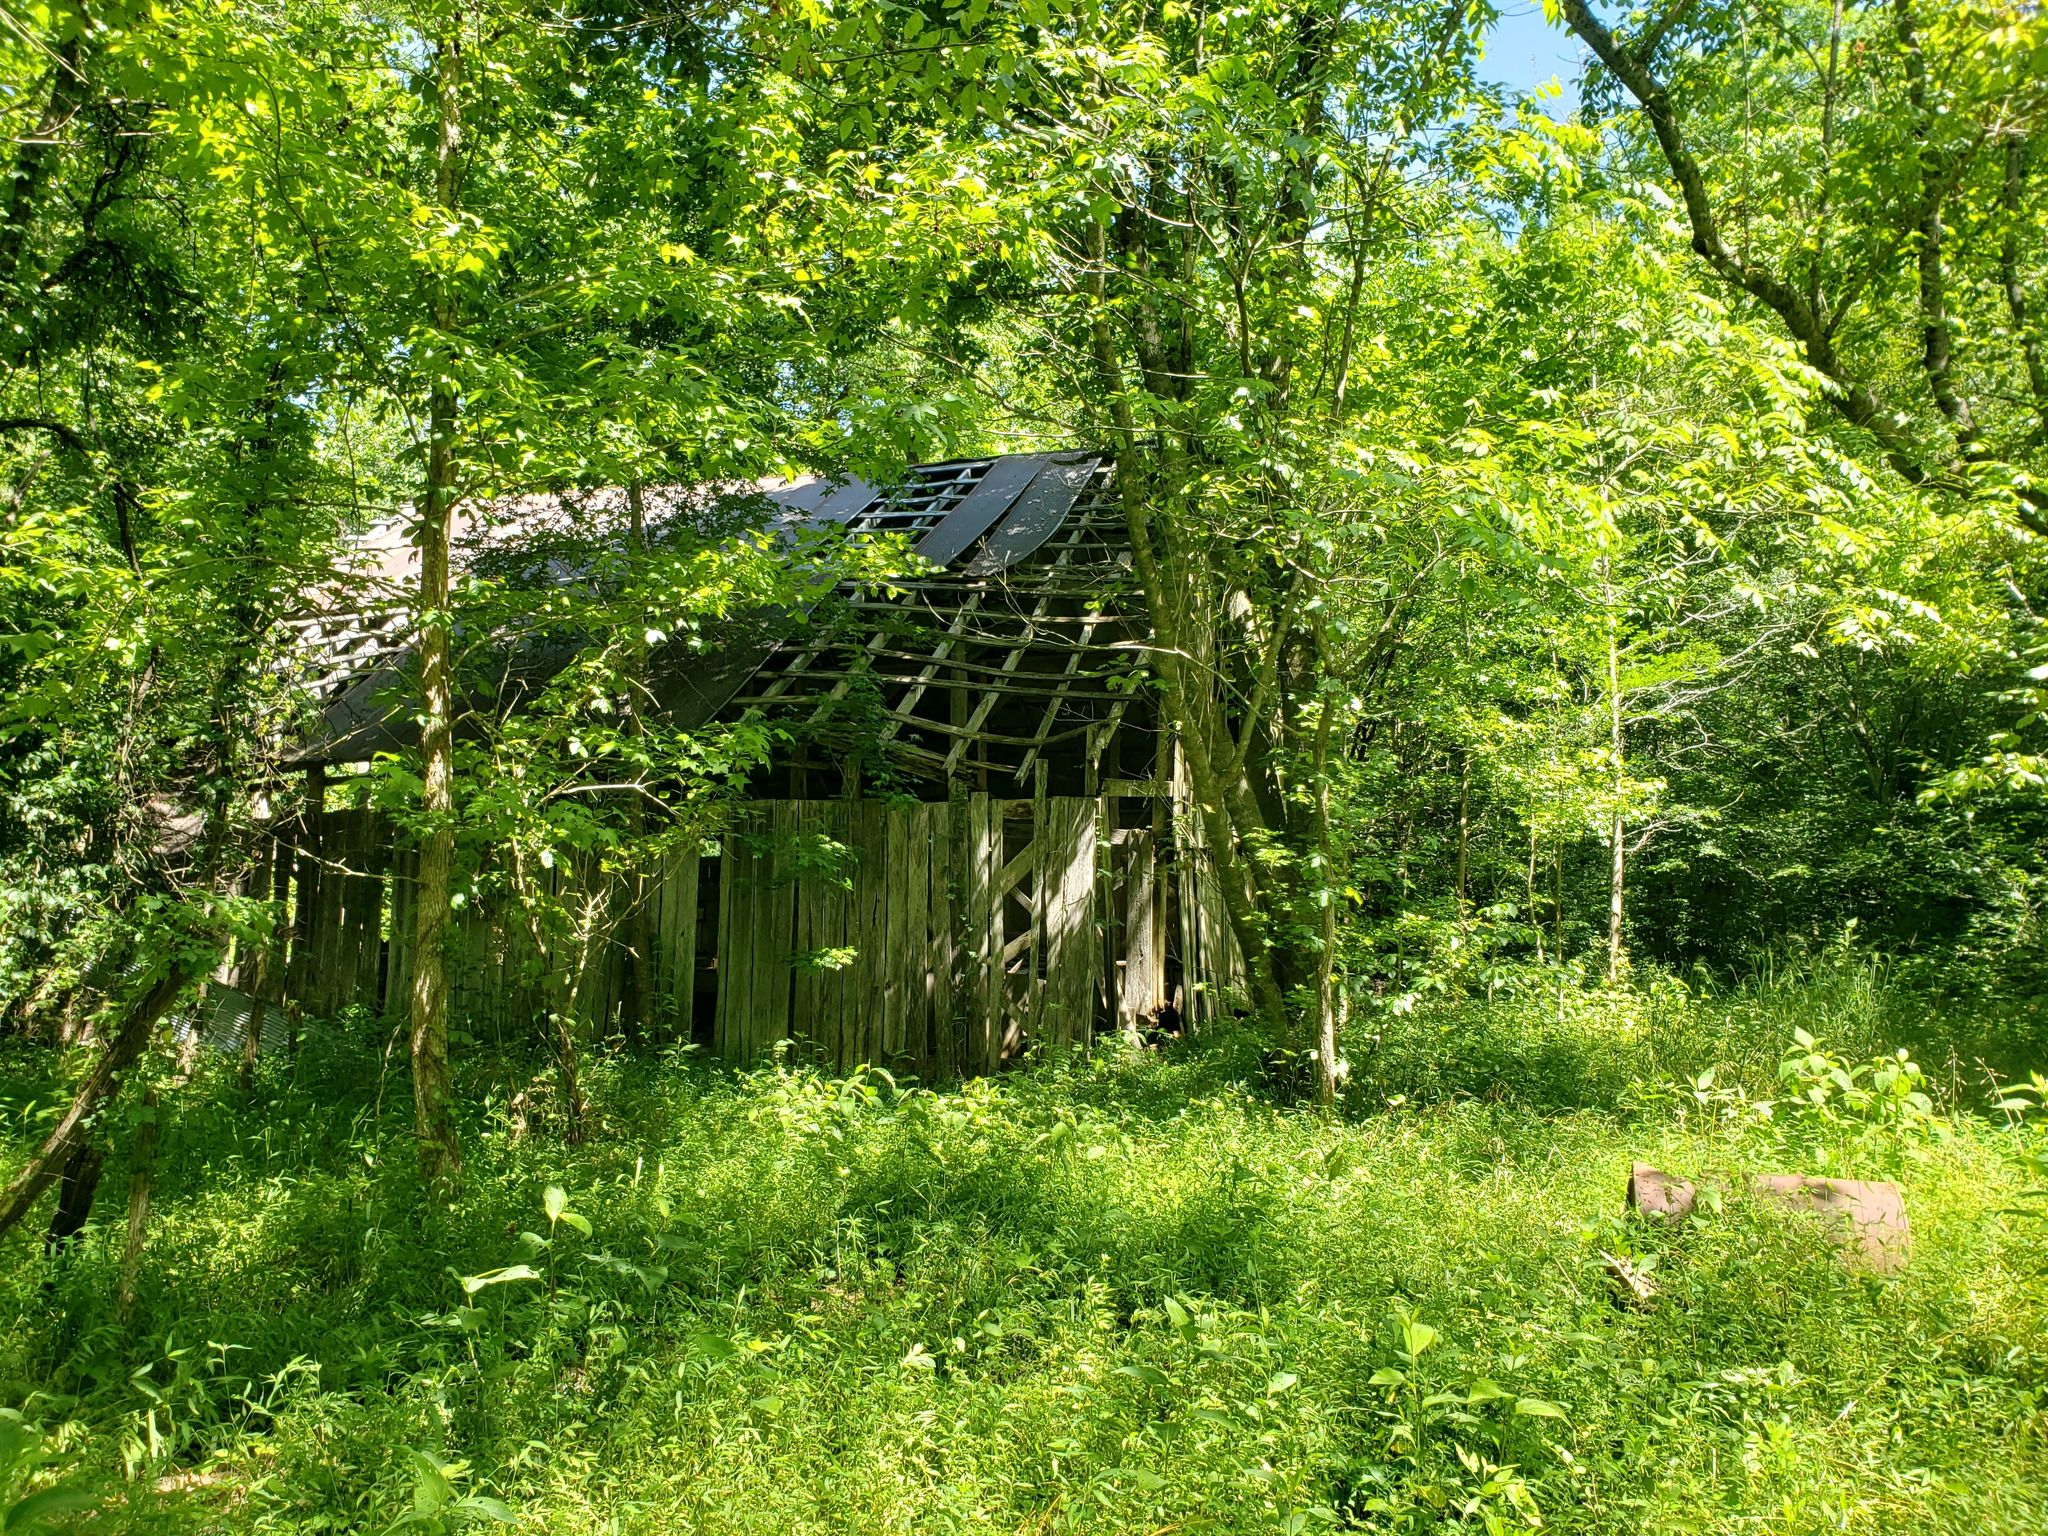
2,959,2045,1534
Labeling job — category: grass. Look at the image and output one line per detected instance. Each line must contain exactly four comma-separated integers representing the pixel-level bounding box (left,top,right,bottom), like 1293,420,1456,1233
2,955,2046,1534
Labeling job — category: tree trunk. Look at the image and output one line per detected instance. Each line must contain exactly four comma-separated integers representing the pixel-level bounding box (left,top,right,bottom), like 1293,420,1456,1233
551,1007,587,1144
0,27,83,293
1078,210,1293,1043
552,887,606,1144
1603,559,1626,985
1309,616,1341,1108
116,1087,159,1321
238,832,276,1090
1608,808,1626,986
1455,747,1470,918
622,482,657,1046
42,1140,104,1258
408,24,464,1196
0,965,190,1244
1552,846,1563,962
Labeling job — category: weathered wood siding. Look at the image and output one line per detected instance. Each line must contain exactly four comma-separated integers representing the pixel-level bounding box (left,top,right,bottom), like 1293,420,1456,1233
236,790,1187,1076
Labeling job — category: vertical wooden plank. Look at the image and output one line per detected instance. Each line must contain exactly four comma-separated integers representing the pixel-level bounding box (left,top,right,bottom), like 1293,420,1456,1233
714,818,751,1059
387,842,413,1017
822,803,850,1065
644,854,668,1004
1028,768,1049,1049
336,809,367,1013
879,805,902,1066
284,767,325,1018
1038,799,1097,1048
355,811,383,1009
738,813,764,1059
299,806,329,1018
838,802,867,1067
359,816,391,1009
341,808,369,1011
920,804,939,1070
835,803,858,1069
654,851,674,1038
1150,788,1170,1025
443,899,466,1036
312,807,348,1017
921,804,950,1078
267,822,293,1032
744,811,767,1058
880,807,907,1066
826,803,853,1070
764,802,798,1056
1176,754,1202,1027
283,831,312,1014
1118,830,1157,1039
944,784,973,1078
866,801,891,1068
335,809,364,1011
837,802,864,1068
790,804,819,1063
901,806,929,1072
343,813,369,1010
1078,797,1103,1045
454,903,477,1043
670,848,699,1035
974,795,1002,1073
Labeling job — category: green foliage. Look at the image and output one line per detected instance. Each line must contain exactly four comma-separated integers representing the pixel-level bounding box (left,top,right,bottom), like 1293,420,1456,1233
2,2,2047,1528
3,963,2046,1533
0,1410,97,1532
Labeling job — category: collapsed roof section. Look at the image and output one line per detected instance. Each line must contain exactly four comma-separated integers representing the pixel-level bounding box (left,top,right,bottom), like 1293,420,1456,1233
286,452,1160,798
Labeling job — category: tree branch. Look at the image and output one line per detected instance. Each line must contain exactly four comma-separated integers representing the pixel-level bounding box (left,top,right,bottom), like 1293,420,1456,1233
2001,137,2048,443
1559,0,2048,536
0,415,88,453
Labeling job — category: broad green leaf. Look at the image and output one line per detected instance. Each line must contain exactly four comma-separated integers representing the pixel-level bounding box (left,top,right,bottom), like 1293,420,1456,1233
460,1265,543,1296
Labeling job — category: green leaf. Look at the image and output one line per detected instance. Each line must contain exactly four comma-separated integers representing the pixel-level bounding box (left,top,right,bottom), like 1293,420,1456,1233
1514,1396,1568,1419
690,1330,736,1360
460,1264,543,1296
544,1185,568,1224
6,1484,100,1531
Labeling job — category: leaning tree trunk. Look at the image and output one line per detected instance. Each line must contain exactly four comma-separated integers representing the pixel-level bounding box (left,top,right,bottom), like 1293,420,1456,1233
407,23,465,1195
42,1141,105,1258
0,966,191,1244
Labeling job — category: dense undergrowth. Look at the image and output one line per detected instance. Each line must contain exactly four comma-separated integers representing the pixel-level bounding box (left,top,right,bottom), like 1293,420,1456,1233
2,956,2046,1534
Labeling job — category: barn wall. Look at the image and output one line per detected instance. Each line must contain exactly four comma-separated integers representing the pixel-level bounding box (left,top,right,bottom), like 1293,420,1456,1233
219,788,1217,1075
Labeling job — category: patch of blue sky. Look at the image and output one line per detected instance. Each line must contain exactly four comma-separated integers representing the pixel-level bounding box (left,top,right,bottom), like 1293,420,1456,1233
1480,3,1584,119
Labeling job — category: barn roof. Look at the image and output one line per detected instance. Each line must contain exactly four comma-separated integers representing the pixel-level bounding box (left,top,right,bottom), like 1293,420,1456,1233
285,452,1158,795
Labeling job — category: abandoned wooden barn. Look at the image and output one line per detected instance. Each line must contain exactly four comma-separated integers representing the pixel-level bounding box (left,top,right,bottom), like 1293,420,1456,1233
226,452,1243,1077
